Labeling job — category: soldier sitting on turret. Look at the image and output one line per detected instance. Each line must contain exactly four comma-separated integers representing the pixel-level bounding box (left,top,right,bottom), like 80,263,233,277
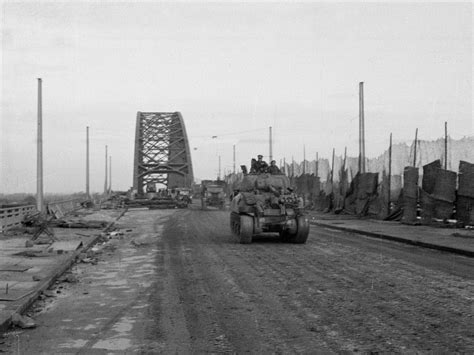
250,158,258,173
255,154,268,173
267,160,281,174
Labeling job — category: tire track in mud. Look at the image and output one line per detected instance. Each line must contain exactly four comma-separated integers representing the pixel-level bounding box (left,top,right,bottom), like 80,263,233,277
175,208,474,353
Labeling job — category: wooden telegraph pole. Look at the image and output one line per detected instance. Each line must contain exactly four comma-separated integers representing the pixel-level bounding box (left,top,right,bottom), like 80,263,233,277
104,145,108,195
413,128,418,167
36,78,44,213
86,126,90,199
444,122,448,170
109,156,112,193
359,82,366,174
388,133,392,215
233,145,236,174
269,126,273,162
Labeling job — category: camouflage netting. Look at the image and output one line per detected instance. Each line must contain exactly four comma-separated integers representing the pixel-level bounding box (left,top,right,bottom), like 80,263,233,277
343,173,379,216
401,167,419,224
419,160,456,222
457,161,474,226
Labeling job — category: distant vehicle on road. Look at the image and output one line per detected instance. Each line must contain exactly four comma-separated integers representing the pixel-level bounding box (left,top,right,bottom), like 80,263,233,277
201,180,226,210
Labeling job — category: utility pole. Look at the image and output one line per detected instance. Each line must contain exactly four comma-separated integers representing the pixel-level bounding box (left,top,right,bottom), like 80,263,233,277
359,82,366,173
303,145,306,174
283,157,286,176
36,78,44,213
104,145,108,195
388,133,392,215
331,148,335,186
292,156,295,177
233,145,236,174
86,126,90,199
108,156,112,193
269,126,273,162
315,152,319,178
444,121,448,170
218,155,221,180
413,128,418,167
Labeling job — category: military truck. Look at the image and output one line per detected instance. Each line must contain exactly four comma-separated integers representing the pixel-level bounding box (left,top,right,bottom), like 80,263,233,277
174,187,192,208
230,172,309,244
201,180,226,210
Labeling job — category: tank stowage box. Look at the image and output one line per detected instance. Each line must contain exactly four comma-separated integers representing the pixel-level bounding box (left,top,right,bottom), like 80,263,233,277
230,173,309,244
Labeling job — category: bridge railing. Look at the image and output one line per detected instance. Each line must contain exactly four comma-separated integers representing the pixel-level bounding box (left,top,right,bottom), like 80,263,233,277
0,205,37,233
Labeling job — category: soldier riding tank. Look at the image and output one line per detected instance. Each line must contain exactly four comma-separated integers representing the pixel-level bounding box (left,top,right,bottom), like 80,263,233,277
230,163,310,244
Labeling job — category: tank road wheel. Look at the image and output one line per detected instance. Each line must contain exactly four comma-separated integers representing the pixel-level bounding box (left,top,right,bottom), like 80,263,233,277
292,216,310,244
281,216,309,244
239,215,254,244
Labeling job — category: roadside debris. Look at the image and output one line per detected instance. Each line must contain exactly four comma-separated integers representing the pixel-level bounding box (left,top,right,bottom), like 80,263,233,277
11,314,36,329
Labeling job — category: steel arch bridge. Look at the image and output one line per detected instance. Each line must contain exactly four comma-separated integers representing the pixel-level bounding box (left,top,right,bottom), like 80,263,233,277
133,112,194,195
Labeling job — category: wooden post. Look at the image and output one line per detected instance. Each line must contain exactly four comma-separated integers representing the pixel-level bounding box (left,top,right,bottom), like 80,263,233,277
109,156,112,193
444,121,448,170
304,145,307,175
331,148,336,198
413,128,418,167
36,78,44,213
359,82,366,173
233,145,236,174
315,152,319,178
343,147,347,171
269,126,273,162
104,145,108,195
86,126,90,199
292,156,295,177
331,148,335,187
388,133,392,215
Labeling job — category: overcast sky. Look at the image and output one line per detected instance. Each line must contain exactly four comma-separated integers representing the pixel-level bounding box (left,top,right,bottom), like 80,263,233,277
1,1,472,193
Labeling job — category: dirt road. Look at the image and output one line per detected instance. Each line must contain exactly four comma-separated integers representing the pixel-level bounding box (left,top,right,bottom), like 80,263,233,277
2,207,473,353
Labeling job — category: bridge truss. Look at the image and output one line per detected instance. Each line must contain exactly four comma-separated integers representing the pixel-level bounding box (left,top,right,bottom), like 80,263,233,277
133,112,194,194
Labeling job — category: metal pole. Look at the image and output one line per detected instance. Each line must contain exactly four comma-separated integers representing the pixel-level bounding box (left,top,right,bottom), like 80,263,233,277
388,133,392,215
315,152,319,178
269,126,273,162
413,128,418,167
359,82,365,173
104,145,108,195
343,147,347,171
331,148,335,186
36,78,44,213
233,145,236,174
303,145,306,175
444,121,448,170
86,126,90,199
109,156,112,193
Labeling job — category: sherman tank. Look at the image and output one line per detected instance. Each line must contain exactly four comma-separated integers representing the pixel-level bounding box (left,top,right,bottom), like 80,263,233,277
230,172,309,244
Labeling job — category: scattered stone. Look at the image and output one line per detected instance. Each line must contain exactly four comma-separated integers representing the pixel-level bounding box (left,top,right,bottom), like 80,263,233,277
56,290,62,294
32,275,42,281
63,274,78,283
83,291,89,295
126,229,133,232
11,313,36,329
25,240,34,248
43,290,55,297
